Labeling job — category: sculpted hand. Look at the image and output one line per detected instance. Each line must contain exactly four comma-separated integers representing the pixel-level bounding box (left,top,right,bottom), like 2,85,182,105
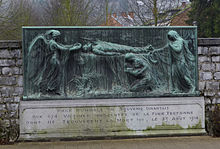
70,43,82,51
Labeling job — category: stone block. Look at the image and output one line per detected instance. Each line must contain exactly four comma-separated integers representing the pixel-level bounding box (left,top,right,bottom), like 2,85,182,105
214,72,220,80
212,56,220,62
4,98,14,103
0,104,6,109
16,59,22,66
0,49,21,58
206,82,220,90
0,60,15,66
6,103,18,112
0,77,16,85
198,56,211,63
12,67,20,75
0,97,4,103
2,67,13,75
199,82,206,91
205,98,211,104
14,97,21,103
199,72,212,80
201,63,215,71
10,49,21,58
0,87,14,97
19,68,23,74
198,47,209,55
13,87,23,96
0,41,21,49
216,63,220,71
212,98,220,104
1,67,20,75
204,91,215,96
0,50,11,58
17,76,23,86
210,47,220,55
19,97,205,140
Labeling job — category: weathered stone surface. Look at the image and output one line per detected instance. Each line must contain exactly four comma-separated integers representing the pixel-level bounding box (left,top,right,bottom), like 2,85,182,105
214,72,220,80
205,98,211,104
13,87,23,96
210,47,220,55
206,82,220,90
201,63,215,71
10,50,21,58
199,82,206,91
0,77,16,85
16,59,22,66
198,47,209,55
0,40,22,49
19,97,205,140
14,97,21,103
12,67,20,75
216,63,220,71
0,60,15,66
17,76,23,87
204,91,215,97
2,67,13,75
198,38,220,46
0,87,14,97
1,67,20,75
212,98,220,104
199,56,211,63
0,50,11,58
0,49,21,59
212,56,220,62
200,72,212,80
4,98,14,103
7,103,18,112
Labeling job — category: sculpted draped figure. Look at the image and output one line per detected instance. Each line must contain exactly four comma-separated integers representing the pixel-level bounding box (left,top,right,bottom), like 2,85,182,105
166,30,195,93
28,30,82,95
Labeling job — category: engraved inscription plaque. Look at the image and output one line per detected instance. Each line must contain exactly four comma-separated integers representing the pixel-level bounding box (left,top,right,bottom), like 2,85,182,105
20,97,205,140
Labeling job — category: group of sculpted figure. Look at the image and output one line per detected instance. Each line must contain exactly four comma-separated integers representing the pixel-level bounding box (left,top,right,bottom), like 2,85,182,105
27,29,195,96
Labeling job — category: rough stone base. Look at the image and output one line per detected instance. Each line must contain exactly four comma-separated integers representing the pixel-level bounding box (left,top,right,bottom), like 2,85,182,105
19,97,205,140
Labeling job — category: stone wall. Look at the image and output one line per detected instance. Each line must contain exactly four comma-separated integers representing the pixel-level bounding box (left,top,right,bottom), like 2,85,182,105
0,39,220,143
198,38,220,136
0,41,22,143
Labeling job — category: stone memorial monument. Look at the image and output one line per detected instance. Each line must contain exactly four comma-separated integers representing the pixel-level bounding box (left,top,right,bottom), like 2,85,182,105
20,26,205,140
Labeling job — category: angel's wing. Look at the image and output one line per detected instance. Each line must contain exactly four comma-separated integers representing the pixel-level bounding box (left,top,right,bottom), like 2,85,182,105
27,35,49,87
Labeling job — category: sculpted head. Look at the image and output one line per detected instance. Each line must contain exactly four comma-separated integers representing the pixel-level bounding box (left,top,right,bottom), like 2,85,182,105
167,30,180,42
45,30,61,40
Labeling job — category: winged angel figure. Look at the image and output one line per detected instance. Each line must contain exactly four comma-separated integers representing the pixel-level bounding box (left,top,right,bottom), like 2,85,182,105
27,30,82,96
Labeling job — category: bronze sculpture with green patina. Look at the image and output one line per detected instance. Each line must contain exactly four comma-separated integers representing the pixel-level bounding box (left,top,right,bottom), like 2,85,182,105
23,27,198,100
27,30,81,96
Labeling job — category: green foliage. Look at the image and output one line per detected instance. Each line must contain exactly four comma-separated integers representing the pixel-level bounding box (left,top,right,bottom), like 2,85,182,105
188,0,220,37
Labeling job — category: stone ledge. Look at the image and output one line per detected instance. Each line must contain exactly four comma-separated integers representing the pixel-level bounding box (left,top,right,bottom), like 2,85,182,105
0,40,22,49
198,38,220,46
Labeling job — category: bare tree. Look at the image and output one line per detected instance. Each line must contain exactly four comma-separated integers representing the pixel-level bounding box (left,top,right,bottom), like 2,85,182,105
42,0,106,26
0,0,39,40
128,0,182,26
